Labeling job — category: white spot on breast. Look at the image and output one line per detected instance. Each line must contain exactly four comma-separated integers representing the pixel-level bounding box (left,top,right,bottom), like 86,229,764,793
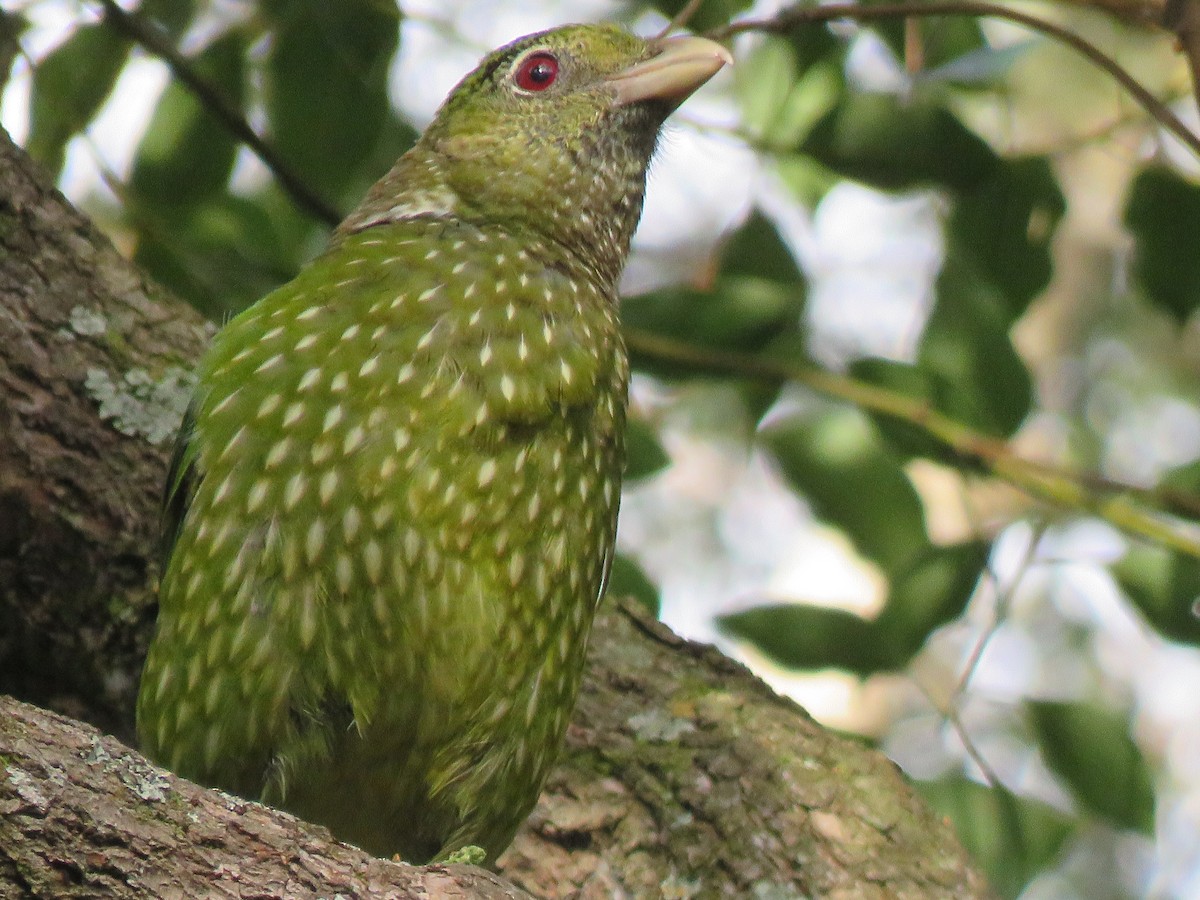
256,395,283,419
322,405,344,433
335,552,353,593
393,428,411,451
397,363,415,385
518,337,529,361
363,540,383,584
479,344,493,366
296,305,321,321
500,376,515,402
304,520,325,563
372,503,395,529
330,372,349,393
283,402,305,428
297,368,321,392
340,324,361,342
255,354,284,373
508,552,526,586
477,459,497,487
295,334,318,352
212,472,234,505
246,479,270,514
284,473,306,510
379,456,397,479
418,286,439,303
342,425,365,455
343,506,362,542
311,441,334,465
210,390,239,416
560,362,572,385
218,425,248,462
319,470,339,505
359,357,380,378
298,589,318,648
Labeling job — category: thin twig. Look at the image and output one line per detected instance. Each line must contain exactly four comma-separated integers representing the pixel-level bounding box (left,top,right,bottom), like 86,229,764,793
711,1,1200,161
1163,0,1200,124
623,327,1200,558
658,0,708,38
95,0,342,226
952,521,1043,706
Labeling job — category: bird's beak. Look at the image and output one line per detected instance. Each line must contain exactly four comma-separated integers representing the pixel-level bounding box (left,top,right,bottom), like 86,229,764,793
607,35,733,109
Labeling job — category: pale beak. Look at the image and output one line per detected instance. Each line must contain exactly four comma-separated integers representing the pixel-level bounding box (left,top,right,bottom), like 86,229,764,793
607,35,733,109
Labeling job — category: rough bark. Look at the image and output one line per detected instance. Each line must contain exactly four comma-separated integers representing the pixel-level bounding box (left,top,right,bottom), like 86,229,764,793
0,696,525,899
0,127,992,898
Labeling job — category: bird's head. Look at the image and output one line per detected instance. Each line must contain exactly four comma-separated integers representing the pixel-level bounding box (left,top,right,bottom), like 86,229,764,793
341,24,732,286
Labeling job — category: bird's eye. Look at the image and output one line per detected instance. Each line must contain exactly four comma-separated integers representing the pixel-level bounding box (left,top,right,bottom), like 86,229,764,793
513,51,560,92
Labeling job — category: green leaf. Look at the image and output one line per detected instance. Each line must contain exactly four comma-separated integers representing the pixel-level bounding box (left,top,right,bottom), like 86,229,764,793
918,777,1074,899
607,553,660,616
133,189,309,320
649,0,753,32
847,357,945,461
129,29,248,212
1111,543,1200,645
875,541,989,659
721,211,805,283
719,603,894,675
625,417,671,481
762,405,929,576
718,543,987,675
1028,700,1155,833
263,0,400,207
26,24,130,177
736,36,798,139
1124,166,1200,323
918,259,1033,437
140,0,198,38
802,93,998,192
917,41,1036,88
870,16,987,73
623,213,806,365
948,156,1065,319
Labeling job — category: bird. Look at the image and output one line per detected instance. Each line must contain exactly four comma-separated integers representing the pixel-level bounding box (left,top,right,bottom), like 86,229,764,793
136,22,731,864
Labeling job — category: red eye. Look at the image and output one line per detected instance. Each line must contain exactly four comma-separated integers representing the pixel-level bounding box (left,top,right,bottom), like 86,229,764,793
514,51,559,92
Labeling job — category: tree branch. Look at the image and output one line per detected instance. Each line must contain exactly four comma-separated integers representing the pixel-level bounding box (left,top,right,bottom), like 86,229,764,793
712,0,1200,161
94,0,342,227
1163,0,1200,121
0,125,989,898
623,328,1200,558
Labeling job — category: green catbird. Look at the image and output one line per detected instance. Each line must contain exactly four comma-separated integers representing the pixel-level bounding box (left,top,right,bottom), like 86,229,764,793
137,23,731,863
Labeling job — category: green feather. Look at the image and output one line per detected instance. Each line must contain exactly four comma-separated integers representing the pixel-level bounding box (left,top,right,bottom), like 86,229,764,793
138,23,729,862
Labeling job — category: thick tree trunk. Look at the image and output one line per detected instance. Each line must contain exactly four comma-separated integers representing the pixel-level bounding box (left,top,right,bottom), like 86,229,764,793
0,127,992,899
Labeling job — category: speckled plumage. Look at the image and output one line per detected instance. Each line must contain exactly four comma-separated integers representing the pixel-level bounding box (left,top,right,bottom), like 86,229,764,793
137,24,729,862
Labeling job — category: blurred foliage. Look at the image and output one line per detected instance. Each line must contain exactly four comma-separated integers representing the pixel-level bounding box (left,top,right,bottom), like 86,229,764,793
7,1,1200,897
